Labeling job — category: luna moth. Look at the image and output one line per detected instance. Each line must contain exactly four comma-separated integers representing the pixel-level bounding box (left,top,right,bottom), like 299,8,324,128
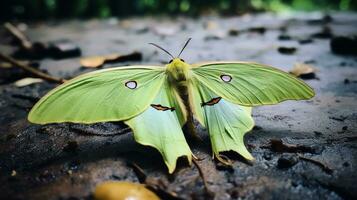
28,39,314,173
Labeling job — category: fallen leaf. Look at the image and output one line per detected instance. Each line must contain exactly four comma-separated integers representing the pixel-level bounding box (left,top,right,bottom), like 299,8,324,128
203,21,218,30
80,52,142,68
290,63,317,79
11,170,17,176
0,61,39,69
0,62,13,68
14,77,43,87
204,31,226,41
153,25,178,37
80,54,118,68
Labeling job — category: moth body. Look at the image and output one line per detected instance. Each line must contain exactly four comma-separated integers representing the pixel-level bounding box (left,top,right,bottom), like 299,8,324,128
166,58,198,138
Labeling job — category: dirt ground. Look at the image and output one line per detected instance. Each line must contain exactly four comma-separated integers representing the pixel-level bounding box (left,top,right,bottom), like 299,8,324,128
0,12,356,200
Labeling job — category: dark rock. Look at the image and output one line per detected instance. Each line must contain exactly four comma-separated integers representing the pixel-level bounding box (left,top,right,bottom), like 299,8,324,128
299,73,316,80
277,155,298,169
307,15,333,25
314,131,322,136
253,125,262,131
228,29,240,36
47,39,81,59
343,162,350,167
248,27,266,34
329,115,347,122
278,34,291,40
6,134,16,141
330,35,357,55
298,38,313,44
63,140,79,152
311,26,333,39
263,152,272,160
278,47,296,55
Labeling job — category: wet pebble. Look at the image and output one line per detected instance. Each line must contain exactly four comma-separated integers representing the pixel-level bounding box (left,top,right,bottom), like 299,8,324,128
277,155,298,169
278,47,297,55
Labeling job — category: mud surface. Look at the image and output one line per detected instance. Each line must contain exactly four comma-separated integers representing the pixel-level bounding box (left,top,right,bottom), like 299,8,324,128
0,13,356,200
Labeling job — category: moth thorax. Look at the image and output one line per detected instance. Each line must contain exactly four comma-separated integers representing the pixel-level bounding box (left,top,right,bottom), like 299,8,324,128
167,66,189,83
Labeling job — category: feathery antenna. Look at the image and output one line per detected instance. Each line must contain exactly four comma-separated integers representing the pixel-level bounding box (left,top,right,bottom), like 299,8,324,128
149,43,174,59
177,38,192,58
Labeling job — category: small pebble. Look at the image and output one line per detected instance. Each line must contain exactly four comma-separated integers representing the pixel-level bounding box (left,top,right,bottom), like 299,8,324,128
314,131,322,136
63,141,78,152
277,155,298,169
278,47,297,55
343,162,350,167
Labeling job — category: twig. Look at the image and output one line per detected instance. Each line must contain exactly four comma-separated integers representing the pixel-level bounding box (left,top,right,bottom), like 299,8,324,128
0,52,66,83
298,155,333,174
192,159,214,198
128,162,147,183
262,138,316,153
128,162,182,200
4,22,32,49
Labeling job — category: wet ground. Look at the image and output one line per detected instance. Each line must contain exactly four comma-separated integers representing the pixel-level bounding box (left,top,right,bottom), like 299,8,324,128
0,12,356,200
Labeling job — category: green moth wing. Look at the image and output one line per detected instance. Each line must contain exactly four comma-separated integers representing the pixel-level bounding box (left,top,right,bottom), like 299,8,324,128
125,81,192,173
28,66,166,124
189,80,254,160
191,62,315,106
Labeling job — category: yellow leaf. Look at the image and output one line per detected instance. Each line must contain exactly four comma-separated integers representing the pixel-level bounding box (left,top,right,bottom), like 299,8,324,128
80,52,142,68
290,63,317,79
94,181,160,200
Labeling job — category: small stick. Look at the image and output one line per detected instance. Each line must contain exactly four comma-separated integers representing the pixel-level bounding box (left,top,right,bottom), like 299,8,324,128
192,159,214,198
298,155,333,174
4,22,32,49
0,52,66,83
128,162,147,183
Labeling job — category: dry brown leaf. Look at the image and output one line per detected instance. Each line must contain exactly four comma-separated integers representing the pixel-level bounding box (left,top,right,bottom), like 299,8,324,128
153,25,178,37
0,61,13,69
290,63,317,79
14,77,43,87
80,52,142,68
203,21,218,30
0,61,35,69
80,54,118,68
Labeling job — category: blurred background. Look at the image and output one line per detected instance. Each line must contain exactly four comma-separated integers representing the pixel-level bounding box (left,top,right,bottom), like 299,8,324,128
1,0,356,21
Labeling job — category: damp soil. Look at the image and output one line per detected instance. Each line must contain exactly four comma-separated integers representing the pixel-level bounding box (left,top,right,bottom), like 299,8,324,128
0,13,356,200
